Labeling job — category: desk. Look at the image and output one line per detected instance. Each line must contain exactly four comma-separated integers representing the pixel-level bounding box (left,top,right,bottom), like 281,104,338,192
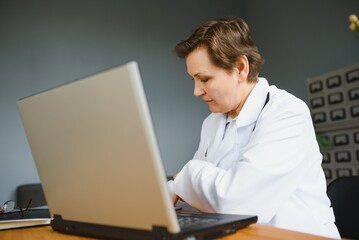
0,224,335,240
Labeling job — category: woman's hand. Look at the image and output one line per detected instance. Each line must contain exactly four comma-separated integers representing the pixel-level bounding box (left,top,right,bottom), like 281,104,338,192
173,194,180,205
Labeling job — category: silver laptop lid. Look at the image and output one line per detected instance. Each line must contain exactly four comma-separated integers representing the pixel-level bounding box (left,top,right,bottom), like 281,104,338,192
17,61,180,233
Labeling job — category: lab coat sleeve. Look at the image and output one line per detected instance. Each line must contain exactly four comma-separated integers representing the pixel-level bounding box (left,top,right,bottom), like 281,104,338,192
173,97,321,223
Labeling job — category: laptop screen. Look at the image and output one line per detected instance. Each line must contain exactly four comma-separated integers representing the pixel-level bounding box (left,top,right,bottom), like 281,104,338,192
17,61,180,233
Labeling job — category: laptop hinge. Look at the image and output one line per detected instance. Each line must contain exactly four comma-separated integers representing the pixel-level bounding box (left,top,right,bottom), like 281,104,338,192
152,225,207,240
152,225,173,240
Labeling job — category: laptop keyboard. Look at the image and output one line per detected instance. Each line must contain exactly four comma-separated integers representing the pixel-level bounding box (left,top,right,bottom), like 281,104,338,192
177,213,218,228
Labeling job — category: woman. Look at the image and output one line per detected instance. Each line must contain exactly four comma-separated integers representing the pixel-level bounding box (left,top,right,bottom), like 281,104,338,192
168,18,340,239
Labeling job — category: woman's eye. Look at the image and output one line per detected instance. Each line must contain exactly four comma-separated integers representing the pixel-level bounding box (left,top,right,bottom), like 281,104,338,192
200,79,209,83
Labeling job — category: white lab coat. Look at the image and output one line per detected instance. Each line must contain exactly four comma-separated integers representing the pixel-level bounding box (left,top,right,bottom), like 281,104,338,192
169,78,340,239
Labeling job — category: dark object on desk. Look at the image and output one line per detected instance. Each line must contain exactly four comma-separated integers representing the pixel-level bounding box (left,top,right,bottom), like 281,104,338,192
327,176,359,240
0,209,51,230
52,195,258,239
17,183,47,208
52,213,257,240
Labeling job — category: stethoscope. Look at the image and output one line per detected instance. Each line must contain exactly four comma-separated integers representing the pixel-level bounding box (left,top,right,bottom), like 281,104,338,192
205,92,270,158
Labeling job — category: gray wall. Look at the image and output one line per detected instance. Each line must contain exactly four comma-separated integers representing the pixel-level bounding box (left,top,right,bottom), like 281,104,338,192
1,0,359,205
0,0,244,204
245,0,359,100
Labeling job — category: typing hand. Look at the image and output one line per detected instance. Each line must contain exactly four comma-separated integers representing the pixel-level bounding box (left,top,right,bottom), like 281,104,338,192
173,194,180,206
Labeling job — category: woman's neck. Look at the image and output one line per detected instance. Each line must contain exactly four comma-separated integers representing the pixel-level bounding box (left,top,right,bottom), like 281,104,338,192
228,81,256,118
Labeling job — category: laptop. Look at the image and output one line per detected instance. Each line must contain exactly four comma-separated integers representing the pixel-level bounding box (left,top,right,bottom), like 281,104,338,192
17,61,257,240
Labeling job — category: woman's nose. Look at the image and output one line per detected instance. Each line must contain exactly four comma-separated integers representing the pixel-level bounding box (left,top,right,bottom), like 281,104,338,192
193,81,205,96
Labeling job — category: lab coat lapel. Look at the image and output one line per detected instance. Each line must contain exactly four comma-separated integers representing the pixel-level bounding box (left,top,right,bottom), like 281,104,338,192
212,126,237,167
205,115,227,166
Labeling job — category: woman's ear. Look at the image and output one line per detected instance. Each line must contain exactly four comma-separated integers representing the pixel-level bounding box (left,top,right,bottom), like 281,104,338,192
235,55,249,82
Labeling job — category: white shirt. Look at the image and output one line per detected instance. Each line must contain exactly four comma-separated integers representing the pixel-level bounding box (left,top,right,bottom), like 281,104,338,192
169,78,340,239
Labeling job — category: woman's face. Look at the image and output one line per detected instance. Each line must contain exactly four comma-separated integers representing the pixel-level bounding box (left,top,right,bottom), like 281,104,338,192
186,46,249,117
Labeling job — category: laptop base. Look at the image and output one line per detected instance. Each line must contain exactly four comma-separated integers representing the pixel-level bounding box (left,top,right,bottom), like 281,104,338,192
52,214,257,240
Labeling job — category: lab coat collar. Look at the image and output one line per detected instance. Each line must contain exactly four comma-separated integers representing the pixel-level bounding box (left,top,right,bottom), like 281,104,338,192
234,78,270,128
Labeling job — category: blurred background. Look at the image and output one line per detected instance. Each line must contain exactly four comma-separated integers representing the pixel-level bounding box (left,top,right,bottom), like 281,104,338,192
1,0,359,204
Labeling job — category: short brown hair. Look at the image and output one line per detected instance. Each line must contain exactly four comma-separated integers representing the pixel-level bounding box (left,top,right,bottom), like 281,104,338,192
175,18,264,82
